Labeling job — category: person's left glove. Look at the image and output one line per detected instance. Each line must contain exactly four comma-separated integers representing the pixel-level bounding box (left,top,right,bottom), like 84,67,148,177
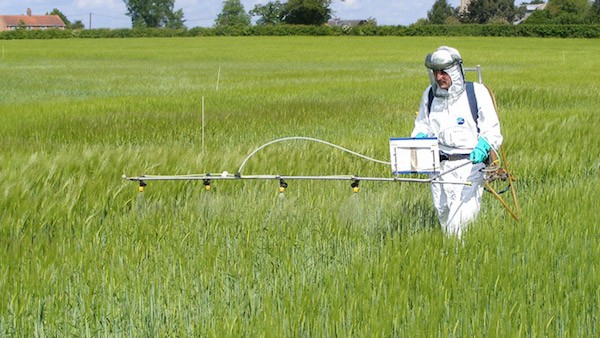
470,138,491,164
415,132,429,138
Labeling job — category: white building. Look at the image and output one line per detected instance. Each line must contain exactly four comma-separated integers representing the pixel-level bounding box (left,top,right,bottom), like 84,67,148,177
515,3,547,24
460,0,471,13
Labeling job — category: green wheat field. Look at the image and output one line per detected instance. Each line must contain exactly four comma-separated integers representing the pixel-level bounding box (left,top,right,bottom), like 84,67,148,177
1,36,599,336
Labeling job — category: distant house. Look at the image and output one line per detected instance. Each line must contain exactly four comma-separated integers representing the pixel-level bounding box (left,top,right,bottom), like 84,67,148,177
327,19,369,27
0,8,66,31
514,3,547,24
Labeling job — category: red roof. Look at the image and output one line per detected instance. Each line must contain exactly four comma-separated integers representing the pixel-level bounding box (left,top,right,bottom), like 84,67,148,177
0,15,66,28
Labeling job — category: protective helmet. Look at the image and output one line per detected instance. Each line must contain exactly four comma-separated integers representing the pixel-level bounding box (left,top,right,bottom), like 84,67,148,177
424,46,463,71
425,46,466,99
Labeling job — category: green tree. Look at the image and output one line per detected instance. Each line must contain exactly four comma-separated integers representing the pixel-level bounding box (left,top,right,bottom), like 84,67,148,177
71,20,85,29
215,0,251,27
547,0,590,16
165,8,186,28
546,0,591,23
281,0,333,25
47,8,71,27
522,8,553,23
427,0,455,24
461,0,520,24
364,17,378,26
524,0,591,24
123,0,186,28
250,1,285,25
589,0,600,23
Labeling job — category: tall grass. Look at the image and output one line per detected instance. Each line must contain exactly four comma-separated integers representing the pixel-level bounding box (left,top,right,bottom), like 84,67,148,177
0,36,598,336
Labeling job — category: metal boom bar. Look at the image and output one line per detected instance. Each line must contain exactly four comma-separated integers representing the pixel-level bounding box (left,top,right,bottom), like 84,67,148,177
122,173,471,186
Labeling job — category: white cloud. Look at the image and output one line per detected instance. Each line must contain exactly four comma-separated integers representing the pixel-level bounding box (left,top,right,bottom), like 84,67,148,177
339,0,359,7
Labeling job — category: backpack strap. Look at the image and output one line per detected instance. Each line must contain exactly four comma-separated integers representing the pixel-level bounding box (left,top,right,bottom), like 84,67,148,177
427,87,434,115
427,81,480,133
465,82,480,133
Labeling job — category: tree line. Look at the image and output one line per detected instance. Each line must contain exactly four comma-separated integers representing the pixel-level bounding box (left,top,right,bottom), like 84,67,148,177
426,0,600,25
122,0,338,28
50,0,600,30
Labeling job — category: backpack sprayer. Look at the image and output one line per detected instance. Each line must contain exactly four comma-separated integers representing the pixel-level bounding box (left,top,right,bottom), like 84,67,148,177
122,66,520,221
465,65,520,221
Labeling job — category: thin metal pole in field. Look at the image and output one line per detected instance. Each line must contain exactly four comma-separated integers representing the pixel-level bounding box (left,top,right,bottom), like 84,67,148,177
216,67,221,91
202,96,205,154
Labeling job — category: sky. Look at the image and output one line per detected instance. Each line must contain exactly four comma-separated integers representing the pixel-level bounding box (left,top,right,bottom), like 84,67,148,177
0,1,528,29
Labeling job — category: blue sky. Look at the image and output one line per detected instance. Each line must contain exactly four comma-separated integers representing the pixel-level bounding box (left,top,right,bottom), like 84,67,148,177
1,1,527,29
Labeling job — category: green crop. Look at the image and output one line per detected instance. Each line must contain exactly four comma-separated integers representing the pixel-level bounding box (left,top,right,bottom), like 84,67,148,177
0,36,598,336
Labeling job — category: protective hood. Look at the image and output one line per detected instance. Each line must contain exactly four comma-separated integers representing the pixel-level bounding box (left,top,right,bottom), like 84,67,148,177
425,46,466,101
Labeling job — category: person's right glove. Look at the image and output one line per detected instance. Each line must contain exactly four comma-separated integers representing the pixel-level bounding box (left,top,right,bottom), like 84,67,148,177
415,132,429,138
470,137,491,164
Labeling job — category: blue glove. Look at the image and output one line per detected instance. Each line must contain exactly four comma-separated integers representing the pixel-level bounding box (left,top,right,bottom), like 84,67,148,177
470,138,491,164
415,132,429,138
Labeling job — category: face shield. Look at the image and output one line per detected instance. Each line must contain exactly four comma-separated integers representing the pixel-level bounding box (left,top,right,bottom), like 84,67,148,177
425,48,459,72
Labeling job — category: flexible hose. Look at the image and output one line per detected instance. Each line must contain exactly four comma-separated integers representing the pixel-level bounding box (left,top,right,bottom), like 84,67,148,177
236,136,390,175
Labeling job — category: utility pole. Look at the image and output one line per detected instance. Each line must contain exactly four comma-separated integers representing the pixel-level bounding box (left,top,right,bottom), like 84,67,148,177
89,13,92,29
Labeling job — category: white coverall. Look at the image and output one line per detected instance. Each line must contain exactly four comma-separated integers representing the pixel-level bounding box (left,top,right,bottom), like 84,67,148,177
411,55,503,237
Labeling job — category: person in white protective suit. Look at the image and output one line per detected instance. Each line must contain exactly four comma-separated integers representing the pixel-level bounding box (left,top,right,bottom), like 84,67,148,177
411,46,503,237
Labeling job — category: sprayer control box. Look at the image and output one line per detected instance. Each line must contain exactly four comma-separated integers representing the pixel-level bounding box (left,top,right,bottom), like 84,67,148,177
389,137,440,174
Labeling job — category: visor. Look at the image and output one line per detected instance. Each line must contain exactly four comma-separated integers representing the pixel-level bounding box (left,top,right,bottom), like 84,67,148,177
424,47,462,71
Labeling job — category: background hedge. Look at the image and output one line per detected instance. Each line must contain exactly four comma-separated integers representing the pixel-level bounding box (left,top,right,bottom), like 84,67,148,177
1,24,599,39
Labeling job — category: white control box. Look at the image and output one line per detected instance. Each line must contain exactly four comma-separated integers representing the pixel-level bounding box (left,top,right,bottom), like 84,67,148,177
389,138,440,174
